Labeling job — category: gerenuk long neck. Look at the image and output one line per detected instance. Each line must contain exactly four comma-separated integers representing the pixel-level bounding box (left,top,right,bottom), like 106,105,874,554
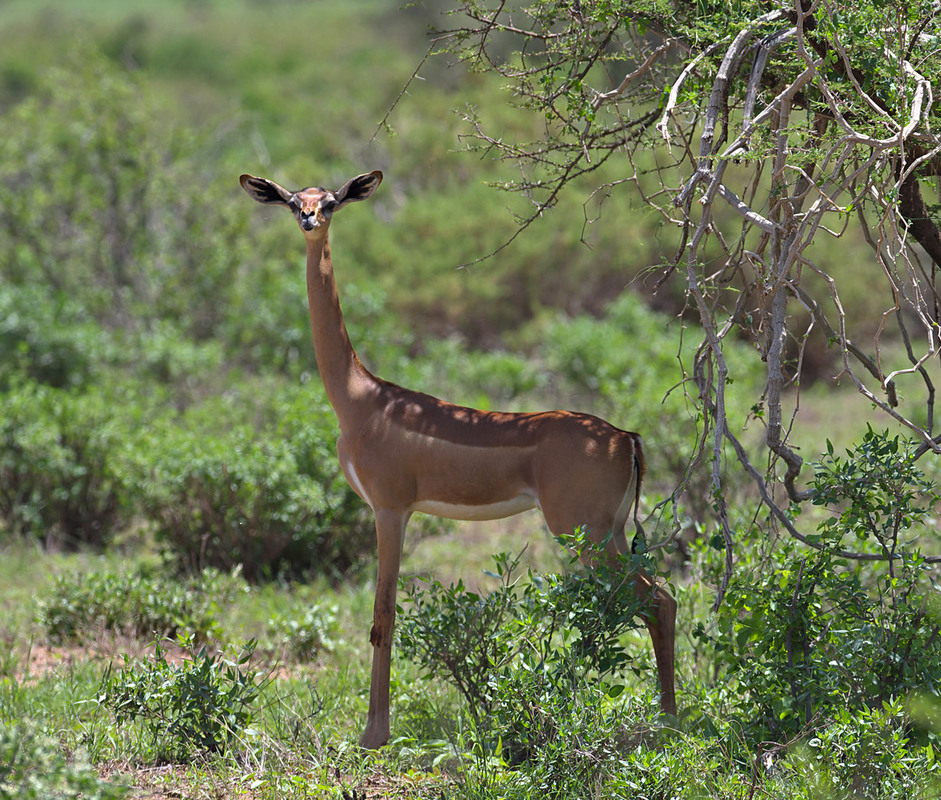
305,232,380,431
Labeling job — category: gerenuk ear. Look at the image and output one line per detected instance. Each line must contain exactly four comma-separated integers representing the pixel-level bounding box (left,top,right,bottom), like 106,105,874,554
239,174,295,206
335,171,383,209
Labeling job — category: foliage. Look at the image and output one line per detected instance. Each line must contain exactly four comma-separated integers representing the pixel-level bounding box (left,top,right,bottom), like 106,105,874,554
397,336,545,409
783,700,939,800
0,721,128,800
0,284,111,391
0,383,137,548
812,427,939,555
0,39,303,388
400,535,653,791
101,635,264,761
696,429,941,742
0,46,248,345
435,0,941,590
399,551,523,712
141,423,329,580
400,537,648,718
343,175,664,345
540,293,680,402
267,601,339,661
0,374,383,578
137,388,376,581
35,566,246,644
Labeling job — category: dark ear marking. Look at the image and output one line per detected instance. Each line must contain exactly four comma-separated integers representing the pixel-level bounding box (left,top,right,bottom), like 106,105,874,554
335,170,383,207
239,174,294,206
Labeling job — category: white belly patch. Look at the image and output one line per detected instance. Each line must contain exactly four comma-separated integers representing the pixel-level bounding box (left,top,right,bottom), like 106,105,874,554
412,493,537,521
342,459,373,509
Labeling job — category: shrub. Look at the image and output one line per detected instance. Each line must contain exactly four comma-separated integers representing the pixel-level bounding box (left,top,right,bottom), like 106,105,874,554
0,284,110,391
267,602,338,660
397,337,544,408
696,428,941,743
35,566,246,644
0,383,135,548
399,551,525,712
541,293,680,401
139,388,376,581
0,47,248,346
101,636,264,761
782,699,939,800
143,425,318,579
401,529,941,797
0,721,127,800
400,533,647,711
399,535,652,790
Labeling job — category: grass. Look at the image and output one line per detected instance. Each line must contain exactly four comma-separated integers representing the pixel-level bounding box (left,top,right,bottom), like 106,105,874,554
0,517,693,799
0,535,467,797
1,2,939,797
3,471,939,799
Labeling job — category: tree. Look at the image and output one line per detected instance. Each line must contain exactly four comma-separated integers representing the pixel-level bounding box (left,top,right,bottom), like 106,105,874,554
421,0,941,602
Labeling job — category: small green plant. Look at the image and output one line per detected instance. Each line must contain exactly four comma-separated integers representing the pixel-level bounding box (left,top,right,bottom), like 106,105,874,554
36,566,246,644
783,699,940,800
268,602,339,660
399,535,652,794
400,533,647,713
811,426,938,555
101,635,264,761
0,721,128,800
399,550,525,712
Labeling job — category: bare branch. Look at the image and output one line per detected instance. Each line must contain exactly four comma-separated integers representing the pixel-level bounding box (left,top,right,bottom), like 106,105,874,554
427,0,941,584
592,37,680,110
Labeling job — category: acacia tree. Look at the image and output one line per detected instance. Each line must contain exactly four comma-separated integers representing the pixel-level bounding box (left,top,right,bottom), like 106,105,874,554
423,0,941,600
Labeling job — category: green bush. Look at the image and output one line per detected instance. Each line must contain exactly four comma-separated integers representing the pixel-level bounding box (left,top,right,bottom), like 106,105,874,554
0,46,257,377
344,169,663,343
35,566,246,644
540,292,680,401
476,669,638,795
397,337,544,409
0,285,110,391
782,700,938,800
102,636,263,761
399,536,651,790
139,388,375,581
399,551,525,712
0,383,136,548
402,504,941,797
267,602,338,660
0,721,127,800
696,428,941,743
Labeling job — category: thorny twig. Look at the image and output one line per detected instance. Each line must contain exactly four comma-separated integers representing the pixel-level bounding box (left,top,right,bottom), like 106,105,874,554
402,1,941,602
